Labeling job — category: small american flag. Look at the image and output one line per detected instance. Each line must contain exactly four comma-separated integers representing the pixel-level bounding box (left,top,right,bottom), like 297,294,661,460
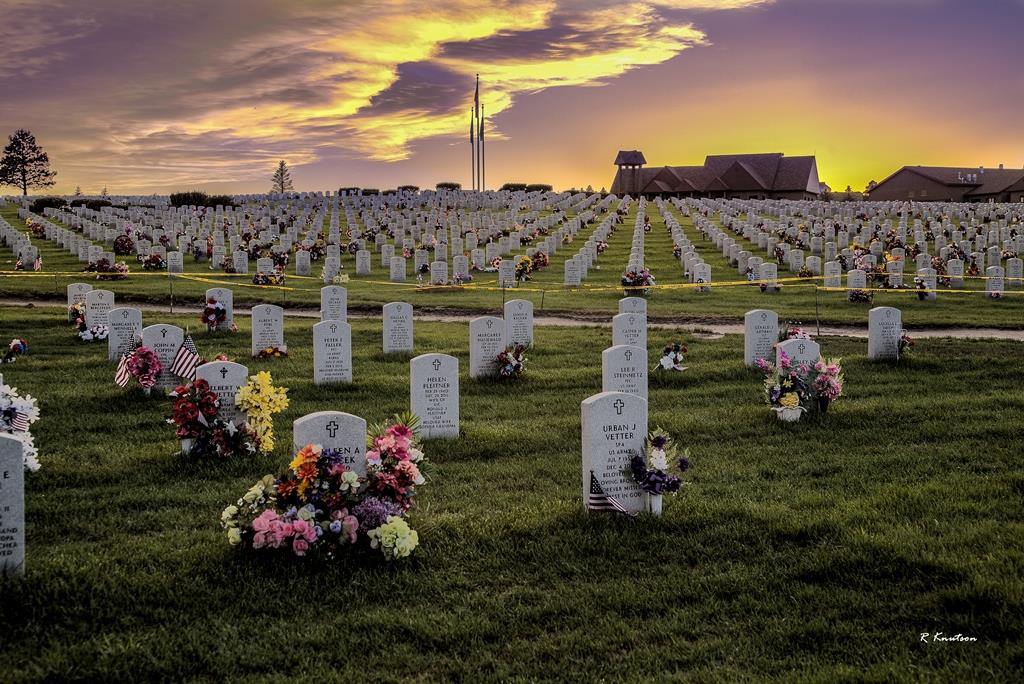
32,256,41,271
170,334,200,381
12,411,30,432
587,470,634,517
115,336,141,387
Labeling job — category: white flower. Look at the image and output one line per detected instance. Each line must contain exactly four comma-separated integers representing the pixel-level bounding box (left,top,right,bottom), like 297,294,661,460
660,356,674,369
224,421,238,436
409,447,424,463
649,448,667,470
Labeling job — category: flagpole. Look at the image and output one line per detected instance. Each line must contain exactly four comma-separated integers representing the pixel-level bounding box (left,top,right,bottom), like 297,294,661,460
481,104,486,192
470,109,475,192
475,74,481,193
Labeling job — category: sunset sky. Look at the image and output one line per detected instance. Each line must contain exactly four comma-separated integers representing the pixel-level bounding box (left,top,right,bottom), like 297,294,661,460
1,0,1022,196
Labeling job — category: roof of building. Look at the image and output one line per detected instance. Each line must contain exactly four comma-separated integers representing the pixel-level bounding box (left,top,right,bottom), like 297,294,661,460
614,152,818,195
872,165,1024,197
613,150,647,166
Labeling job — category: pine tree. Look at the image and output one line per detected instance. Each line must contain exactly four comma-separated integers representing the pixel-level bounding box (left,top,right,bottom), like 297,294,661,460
101,186,109,198
74,185,82,196
0,129,56,196
271,160,294,194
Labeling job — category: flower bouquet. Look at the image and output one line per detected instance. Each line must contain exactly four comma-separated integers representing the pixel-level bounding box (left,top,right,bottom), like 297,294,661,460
848,289,873,304
142,253,167,271
86,258,130,280
453,272,473,285
898,330,914,360
168,379,258,458
654,341,687,373
515,256,534,282
255,346,288,360
495,344,527,379
78,324,109,342
220,414,428,562
3,338,28,364
532,251,550,270
68,302,86,326
621,269,655,296
235,371,289,452
201,298,235,332
627,429,689,516
252,271,286,286
757,351,844,422
1,382,41,471
113,234,135,256
125,346,162,394
488,256,502,272
596,241,608,255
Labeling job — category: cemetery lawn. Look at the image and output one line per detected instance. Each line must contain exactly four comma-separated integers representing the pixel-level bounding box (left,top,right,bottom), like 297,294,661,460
1,307,1022,681
3,205,1023,330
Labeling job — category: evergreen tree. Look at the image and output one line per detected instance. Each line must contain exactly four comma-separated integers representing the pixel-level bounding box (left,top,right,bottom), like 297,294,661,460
0,129,56,196
271,160,294,194
74,185,82,196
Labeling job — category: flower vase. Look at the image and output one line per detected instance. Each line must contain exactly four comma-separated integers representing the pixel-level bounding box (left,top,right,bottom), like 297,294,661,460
774,406,805,423
649,494,663,517
816,397,830,416
180,438,193,456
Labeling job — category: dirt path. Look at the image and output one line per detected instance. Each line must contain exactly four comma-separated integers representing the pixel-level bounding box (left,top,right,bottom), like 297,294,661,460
6,298,1022,341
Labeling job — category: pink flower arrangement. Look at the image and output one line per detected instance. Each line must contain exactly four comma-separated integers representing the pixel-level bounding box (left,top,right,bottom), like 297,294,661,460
127,346,162,389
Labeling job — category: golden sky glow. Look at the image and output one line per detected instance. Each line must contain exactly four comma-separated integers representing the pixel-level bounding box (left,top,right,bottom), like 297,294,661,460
0,0,1021,194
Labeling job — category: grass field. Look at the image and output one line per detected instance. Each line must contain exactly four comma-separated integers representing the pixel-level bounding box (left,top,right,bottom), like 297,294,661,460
3,204,1023,329
1,306,1021,681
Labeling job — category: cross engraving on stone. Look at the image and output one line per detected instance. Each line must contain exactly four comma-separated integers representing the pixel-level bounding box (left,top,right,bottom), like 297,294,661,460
624,350,632,361
161,328,167,338
326,421,339,438
432,359,442,371
220,367,228,379
486,320,493,329
613,399,624,415
330,324,338,334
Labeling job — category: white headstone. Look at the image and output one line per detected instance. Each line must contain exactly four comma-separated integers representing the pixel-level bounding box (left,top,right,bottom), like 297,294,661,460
744,309,779,367
503,299,534,347
250,304,285,356
469,316,506,379
612,313,647,350
205,288,234,331
107,307,143,361
410,354,459,439
292,411,367,476
66,282,92,308
85,289,114,327
868,306,902,361
618,297,647,315
601,345,648,401
312,320,353,385
0,435,25,577
581,391,647,516
195,361,249,424
320,286,347,321
382,302,413,354
776,338,821,367
141,324,184,391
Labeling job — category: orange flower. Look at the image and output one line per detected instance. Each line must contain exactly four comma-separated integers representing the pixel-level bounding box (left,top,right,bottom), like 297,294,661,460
297,462,318,480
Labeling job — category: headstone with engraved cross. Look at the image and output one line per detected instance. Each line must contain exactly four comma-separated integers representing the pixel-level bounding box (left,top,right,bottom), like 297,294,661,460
581,391,647,516
292,411,367,476
410,354,459,438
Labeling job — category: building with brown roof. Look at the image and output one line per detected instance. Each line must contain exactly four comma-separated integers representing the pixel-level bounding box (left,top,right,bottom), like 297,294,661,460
610,151,820,200
867,165,1024,202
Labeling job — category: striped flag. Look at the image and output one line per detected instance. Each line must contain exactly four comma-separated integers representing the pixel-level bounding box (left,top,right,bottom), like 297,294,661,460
587,470,635,516
32,256,41,271
115,336,141,387
12,411,30,432
170,334,200,381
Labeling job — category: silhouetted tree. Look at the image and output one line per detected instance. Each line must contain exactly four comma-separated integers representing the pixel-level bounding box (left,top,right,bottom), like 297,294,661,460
271,160,294,194
0,129,56,196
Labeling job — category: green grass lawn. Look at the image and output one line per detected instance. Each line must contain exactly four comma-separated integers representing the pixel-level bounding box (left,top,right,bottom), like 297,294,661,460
1,306,1021,681
3,205,1023,329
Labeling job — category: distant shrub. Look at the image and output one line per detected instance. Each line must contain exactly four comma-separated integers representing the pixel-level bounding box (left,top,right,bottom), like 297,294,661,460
29,196,66,213
500,183,527,192
435,182,461,191
76,199,113,211
338,187,360,195
169,191,236,208
397,185,419,192
362,188,380,196
205,194,236,208
382,189,397,195
170,191,209,207
526,184,553,193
